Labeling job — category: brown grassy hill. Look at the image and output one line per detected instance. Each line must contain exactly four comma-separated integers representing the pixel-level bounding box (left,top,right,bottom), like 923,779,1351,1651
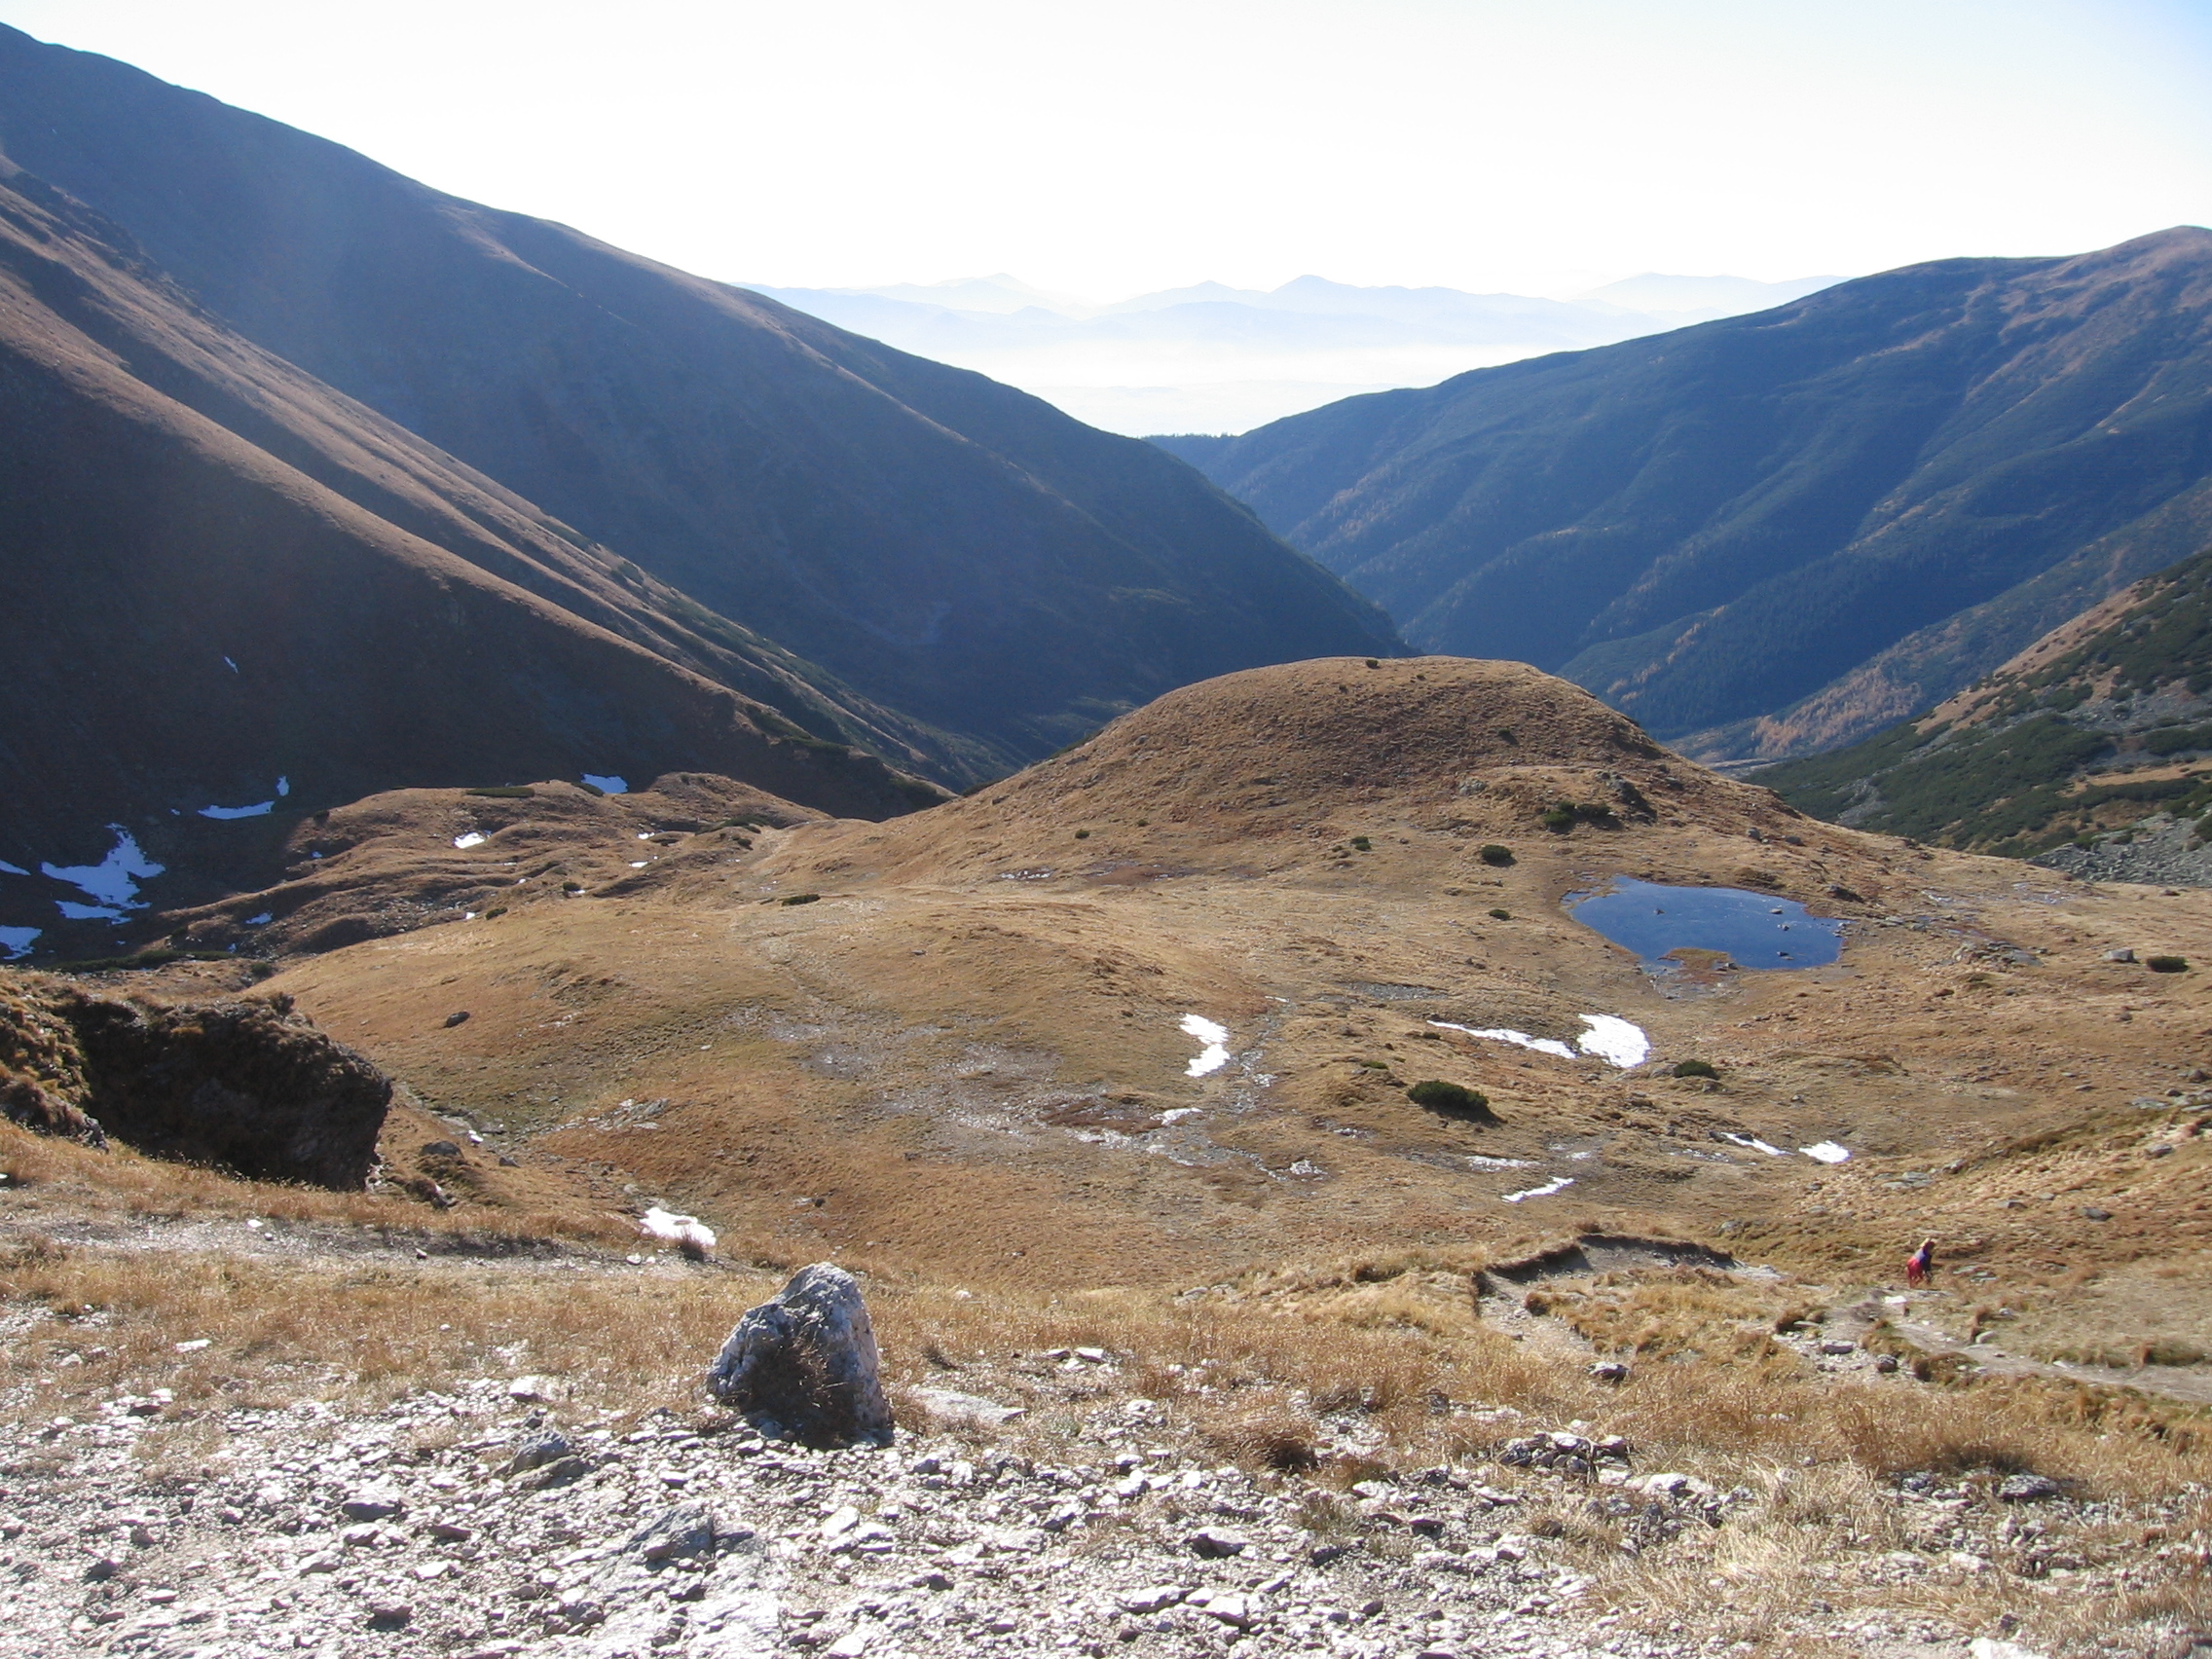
0,24,1403,774
0,165,941,959
178,657,2211,1375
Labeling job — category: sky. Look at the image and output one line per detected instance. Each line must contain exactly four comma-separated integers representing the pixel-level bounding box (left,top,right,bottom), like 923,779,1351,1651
1,0,2208,300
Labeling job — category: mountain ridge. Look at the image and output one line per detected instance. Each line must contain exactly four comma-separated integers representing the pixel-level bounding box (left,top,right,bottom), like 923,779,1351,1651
1161,227,2212,759
0,22,1402,778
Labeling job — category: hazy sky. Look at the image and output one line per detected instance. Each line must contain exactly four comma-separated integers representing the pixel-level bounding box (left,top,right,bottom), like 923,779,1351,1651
3,0,2208,298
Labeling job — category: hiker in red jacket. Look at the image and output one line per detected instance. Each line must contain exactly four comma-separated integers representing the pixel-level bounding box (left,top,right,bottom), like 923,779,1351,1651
1904,1238,1936,1288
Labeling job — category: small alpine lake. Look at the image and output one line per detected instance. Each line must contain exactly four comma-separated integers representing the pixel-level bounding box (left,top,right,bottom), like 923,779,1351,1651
1566,875,1844,972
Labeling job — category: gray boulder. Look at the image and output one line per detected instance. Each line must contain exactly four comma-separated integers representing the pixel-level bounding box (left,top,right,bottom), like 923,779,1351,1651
705,1263,893,1447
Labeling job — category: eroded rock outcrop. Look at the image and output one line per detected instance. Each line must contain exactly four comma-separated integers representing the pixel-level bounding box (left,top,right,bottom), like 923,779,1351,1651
705,1263,893,1447
0,974,389,1187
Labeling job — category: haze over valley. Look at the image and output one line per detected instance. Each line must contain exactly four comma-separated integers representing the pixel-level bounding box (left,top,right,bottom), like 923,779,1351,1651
743,272,1842,436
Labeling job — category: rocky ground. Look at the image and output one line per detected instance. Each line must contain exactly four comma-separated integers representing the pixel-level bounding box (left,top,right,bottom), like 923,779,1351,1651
3,1249,2208,1659
2030,817,2212,889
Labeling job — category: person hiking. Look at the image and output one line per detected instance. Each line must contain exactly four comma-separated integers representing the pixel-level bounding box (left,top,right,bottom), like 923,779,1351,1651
1904,1237,1936,1288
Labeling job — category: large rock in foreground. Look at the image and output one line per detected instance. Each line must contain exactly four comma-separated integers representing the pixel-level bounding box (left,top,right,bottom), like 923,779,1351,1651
0,975,389,1187
706,1264,894,1448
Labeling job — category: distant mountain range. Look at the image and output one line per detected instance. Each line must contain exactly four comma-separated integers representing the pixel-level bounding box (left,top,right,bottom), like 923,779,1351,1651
744,272,1840,435
0,23,1400,958
1158,228,2212,763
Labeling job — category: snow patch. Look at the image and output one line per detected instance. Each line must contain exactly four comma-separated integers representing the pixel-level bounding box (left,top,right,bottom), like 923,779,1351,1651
1502,1176,1574,1202
453,832,488,850
0,861,26,876
56,903,125,921
1430,1019,1575,1059
1799,1141,1852,1164
639,1208,717,1252
43,829,164,911
223,656,239,674
1720,1132,1787,1157
583,774,629,794
245,912,273,926
276,776,290,796
1576,1014,1649,1068
1179,1014,1231,1077
200,800,274,819
0,927,39,958
1464,1155,1535,1170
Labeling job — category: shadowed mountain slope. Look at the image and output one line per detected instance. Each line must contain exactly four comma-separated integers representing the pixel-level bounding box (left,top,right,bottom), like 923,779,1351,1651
1760,535,2212,865
0,160,943,952
0,25,1401,773
1161,230,2212,758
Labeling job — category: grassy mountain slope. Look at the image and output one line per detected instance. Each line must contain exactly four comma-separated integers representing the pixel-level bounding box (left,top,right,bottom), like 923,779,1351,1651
1161,229,2212,756
0,25,1402,774
0,162,944,955
1759,538,2212,856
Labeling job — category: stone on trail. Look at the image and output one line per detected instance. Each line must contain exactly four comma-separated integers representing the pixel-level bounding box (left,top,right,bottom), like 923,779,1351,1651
1186,1526,1249,1558
501,1429,573,1475
1997,1473,2062,1502
705,1262,894,1447
627,1500,721,1563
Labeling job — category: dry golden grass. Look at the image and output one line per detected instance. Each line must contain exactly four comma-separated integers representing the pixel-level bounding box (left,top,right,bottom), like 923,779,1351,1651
0,1119,631,1248
5,1222,2208,1651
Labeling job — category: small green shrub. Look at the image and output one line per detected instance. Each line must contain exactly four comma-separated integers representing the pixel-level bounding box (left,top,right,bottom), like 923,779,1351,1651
1540,803,1576,832
1478,844,1514,866
1074,829,1090,839
1672,1058,1718,1080
1365,658,1381,669
246,959,277,980
1488,907,1511,920
560,880,583,893
483,905,507,919
575,780,606,797
2148,955,2190,973
1349,835,1372,851
1407,1080,1496,1122
781,893,822,906
465,785,535,798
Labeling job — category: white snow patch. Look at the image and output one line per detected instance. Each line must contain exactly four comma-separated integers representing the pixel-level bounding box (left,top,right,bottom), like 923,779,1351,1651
628,861,649,868
1430,1019,1575,1059
639,1208,717,1252
1576,1015,1650,1068
1465,1155,1535,1170
56,903,125,921
1721,1132,1787,1157
453,832,488,850
1502,1176,1575,1202
1800,1141,1852,1164
0,927,39,958
582,774,629,794
245,912,273,926
43,829,164,909
276,776,289,796
0,861,25,876
1179,1014,1231,1077
1160,1107,1204,1124
200,800,274,819
223,656,239,674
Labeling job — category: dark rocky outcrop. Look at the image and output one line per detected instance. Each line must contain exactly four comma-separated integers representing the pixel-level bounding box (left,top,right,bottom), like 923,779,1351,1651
0,973,389,1187
706,1264,894,1448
